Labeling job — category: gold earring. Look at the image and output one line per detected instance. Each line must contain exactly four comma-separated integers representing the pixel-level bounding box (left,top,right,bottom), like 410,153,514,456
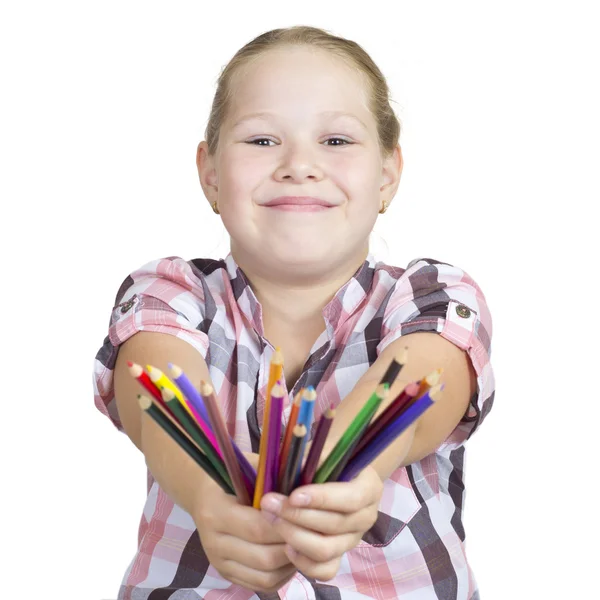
379,200,389,214
212,201,220,215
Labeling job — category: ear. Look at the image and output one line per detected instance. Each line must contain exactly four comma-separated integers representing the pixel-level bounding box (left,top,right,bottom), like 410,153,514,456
379,144,403,210
196,141,219,208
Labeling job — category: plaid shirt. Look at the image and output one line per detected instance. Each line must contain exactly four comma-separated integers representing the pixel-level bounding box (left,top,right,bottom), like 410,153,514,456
93,252,494,600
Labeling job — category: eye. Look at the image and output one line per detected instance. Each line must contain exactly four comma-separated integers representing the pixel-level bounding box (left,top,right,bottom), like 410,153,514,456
246,138,276,146
324,137,352,146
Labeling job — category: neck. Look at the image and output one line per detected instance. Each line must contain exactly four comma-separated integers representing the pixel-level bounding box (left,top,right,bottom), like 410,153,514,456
230,247,369,329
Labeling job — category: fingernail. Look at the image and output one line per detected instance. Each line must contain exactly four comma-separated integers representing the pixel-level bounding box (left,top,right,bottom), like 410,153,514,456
292,492,310,506
261,495,282,513
261,510,277,524
286,544,298,559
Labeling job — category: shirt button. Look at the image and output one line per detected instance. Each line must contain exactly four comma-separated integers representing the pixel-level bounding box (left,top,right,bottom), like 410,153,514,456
119,296,136,314
456,304,471,319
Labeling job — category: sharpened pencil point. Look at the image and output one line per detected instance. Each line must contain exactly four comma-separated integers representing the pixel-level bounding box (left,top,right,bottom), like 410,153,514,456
161,387,175,401
169,363,183,378
200,380,213,396
138,395,152,410
429,383,444,401
128,361,142,376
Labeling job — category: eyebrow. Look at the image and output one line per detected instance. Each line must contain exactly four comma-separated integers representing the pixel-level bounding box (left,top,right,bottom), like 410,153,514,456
231,110,369,131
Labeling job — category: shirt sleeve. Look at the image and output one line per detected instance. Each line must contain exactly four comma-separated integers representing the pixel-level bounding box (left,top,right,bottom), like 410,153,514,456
92,257,210,433
377,257,495,451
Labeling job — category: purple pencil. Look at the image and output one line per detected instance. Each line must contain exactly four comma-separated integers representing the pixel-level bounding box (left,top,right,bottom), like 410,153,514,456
172,363,257,494
300,405,335,486
263,382,284,496
169,363,211,425
338,384,443,483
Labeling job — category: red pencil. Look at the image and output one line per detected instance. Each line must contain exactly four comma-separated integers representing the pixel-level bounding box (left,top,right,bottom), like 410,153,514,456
127,361,166,405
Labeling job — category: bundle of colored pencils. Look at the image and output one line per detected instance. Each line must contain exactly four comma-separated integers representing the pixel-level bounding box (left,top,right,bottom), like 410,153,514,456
129,346,444,508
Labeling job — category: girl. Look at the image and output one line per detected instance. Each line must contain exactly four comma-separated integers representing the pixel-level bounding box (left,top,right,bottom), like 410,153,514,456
94,25,494,600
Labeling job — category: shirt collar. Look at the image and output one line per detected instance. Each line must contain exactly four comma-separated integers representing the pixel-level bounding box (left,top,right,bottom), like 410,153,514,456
224,253,377,338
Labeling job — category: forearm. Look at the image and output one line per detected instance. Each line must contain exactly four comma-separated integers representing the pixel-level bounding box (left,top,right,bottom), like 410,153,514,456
305,332,475,482
306,379,418,483
114,331,217,515
141,409,216,515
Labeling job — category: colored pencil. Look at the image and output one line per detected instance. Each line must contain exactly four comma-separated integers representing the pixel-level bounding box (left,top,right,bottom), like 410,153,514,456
127,361,164,403
294,386,316,485
200,381,251,505
168,363,256,492
147,365,194,418
168,363,211,426
181,399,255,497
338,384,443,482
161,387,233,490
253,348,284,508
313,383,390,484
300,405,335,486
415,368,443,401
280,425,306,496
378,347,409,387
137,395,234,494
278,390,303,487
349,381,420,460
264,382,284,496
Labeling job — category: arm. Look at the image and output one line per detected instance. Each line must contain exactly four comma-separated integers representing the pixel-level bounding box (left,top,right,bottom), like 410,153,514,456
113,330,298,592
113,330,214,514
310,331,477,481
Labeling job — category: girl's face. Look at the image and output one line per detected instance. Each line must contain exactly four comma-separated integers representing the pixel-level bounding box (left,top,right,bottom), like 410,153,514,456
198,46,402,281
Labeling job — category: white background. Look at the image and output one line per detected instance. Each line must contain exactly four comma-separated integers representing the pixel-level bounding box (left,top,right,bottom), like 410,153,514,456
1,1,597,598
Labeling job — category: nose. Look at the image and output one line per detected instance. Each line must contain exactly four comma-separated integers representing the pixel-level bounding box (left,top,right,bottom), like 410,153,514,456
273,141,324,182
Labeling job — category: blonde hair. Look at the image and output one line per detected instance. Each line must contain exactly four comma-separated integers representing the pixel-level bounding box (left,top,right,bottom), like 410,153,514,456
204,25,401,159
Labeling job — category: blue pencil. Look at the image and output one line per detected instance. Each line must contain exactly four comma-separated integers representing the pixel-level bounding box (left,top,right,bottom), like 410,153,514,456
294,386,316,484
337,384,443,482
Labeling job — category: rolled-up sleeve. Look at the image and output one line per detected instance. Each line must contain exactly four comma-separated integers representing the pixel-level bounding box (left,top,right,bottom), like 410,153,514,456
93,257,210,432
377,257,495,451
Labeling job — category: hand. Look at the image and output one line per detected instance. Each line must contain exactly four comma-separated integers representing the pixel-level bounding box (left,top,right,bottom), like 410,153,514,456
192,452,297,593
260,465,384,581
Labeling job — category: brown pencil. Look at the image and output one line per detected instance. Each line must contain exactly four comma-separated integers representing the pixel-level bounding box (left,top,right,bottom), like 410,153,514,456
200,380,251,506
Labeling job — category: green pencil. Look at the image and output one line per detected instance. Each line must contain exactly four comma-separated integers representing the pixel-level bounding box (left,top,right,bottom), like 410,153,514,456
138,395,234,494
160,387,234,491
313,383,389,483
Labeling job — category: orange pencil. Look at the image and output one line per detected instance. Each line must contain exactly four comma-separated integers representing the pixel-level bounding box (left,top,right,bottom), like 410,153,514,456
253,348,284,508
414,368,444,401
278,390,303,487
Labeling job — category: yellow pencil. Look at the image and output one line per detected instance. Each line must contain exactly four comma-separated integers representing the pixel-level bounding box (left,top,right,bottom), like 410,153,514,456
147,365,194,418
253,348,284,508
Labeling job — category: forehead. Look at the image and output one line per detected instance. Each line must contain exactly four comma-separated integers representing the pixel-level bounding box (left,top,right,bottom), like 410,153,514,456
227,47,372,124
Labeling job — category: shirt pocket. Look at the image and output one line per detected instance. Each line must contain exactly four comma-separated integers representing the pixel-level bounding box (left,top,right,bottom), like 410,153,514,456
356,465,422,548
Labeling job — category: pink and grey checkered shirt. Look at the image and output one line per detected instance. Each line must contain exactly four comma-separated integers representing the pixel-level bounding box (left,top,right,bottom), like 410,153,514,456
93,252,494,600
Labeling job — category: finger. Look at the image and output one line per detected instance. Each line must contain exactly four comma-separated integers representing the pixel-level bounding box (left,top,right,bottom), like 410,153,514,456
212,503,285,544
262,494,378,535
286,467,383,513
285,546,342,582
216,535,292,571
220,560,297,593
269,516,358,563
